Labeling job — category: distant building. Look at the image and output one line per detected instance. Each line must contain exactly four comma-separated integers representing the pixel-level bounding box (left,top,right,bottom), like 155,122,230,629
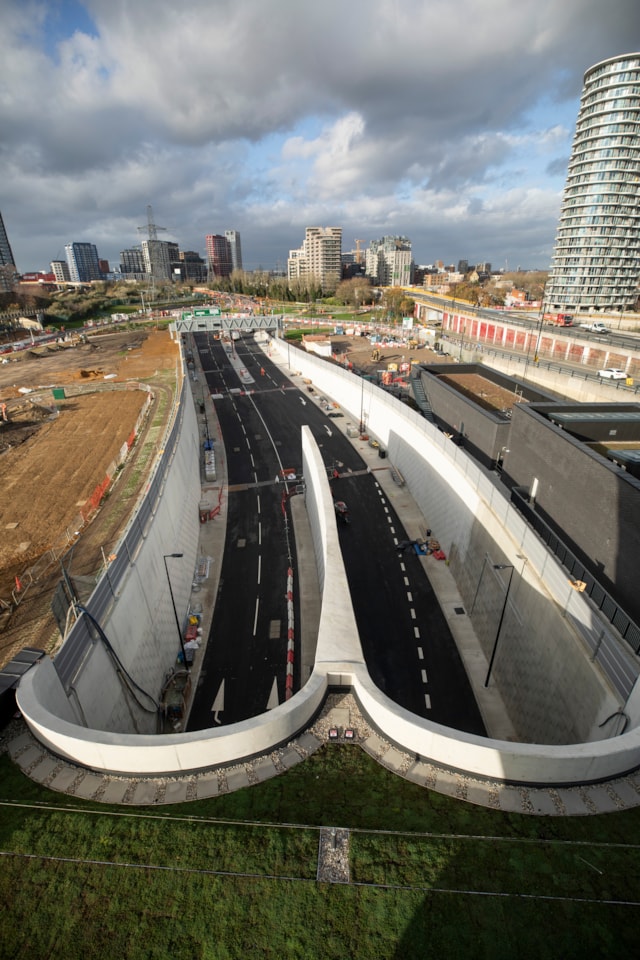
287,227,342,292
179,251,207,283
0,211,16,271
545,52,640,314
141,239,173,280
50,260,71,283
457,260,469,275
205,234,232,279
120,247,146,277
0,212,17,292
65,242,101,283
365,236,412,286
475,262,492,274
224,230,243,272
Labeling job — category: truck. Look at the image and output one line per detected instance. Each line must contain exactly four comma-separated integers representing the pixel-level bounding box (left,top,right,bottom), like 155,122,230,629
579,321,610,334
547,313,574,326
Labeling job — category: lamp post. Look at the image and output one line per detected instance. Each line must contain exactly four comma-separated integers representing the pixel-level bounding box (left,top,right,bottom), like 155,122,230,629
163,553,189,671
484,564,514,687
469,553,490,614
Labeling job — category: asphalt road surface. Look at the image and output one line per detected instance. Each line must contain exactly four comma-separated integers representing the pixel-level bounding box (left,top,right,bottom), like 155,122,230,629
188,334,485,737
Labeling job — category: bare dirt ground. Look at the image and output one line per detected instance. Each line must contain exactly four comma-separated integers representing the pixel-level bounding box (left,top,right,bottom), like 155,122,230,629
337,338,525,412
0,328,179,667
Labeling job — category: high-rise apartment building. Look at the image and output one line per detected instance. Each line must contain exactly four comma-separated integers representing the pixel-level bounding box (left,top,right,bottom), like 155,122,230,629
0,211,16,270
141,239,173,280
120,247,146,276
65,242,102,282
287,227,342,291
545,52,640,314
365,236,412,286
50,260,71,283
205,234,232,279
224,230,243,272
0,211,17,292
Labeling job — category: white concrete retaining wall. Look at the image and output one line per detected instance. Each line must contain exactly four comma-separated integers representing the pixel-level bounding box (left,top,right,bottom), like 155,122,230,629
16,341,640,784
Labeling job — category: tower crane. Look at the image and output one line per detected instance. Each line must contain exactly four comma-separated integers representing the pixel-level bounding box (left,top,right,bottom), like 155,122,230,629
354,239,365,264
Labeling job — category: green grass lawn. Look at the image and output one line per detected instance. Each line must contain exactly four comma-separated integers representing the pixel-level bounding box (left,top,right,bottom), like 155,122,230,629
1,744,639,959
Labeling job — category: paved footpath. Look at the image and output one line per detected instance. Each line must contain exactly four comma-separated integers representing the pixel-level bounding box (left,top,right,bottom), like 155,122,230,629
4,344,640,816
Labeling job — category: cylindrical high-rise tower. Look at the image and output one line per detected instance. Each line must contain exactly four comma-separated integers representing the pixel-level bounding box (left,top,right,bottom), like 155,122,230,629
544,53,640,315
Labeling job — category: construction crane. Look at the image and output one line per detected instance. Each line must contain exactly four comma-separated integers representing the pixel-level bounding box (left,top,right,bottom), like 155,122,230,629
137,205,167,302
354,239,365,265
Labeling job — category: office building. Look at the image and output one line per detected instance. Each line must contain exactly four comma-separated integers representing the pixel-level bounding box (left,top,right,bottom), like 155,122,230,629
365,236,412,286
225,230,243,272
545,52,640,314
287,227,342,291
65,242,102,283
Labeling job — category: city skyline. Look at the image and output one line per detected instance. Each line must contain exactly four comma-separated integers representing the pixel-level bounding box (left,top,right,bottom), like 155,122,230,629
0,0,637,274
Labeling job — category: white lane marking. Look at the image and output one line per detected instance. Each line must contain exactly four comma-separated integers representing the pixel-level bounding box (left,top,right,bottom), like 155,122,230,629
250,454,255,468
425,694,432,710
384,506,389,514
211,679,225,723
414,627,420,638
410,608,416,620
400,562,406,571
404,577,410,586
258,522,262,546
257,554,261,585
407,591,413,602
267,676,280,710
253,597,260,635
421,669,428,684
390,526,396,534
256,495,261,514
417,646,424,660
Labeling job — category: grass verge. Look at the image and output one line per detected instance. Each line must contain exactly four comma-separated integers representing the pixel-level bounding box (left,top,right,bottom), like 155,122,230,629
1,744,640,958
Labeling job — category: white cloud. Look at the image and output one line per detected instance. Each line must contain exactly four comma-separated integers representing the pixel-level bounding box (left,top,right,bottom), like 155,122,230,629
0,0,637,270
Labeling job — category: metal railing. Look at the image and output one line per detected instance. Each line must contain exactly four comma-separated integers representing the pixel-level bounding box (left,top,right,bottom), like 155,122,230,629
53,379,187,691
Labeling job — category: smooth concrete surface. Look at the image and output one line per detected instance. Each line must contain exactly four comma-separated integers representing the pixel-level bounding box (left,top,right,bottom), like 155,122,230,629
10,332,640,806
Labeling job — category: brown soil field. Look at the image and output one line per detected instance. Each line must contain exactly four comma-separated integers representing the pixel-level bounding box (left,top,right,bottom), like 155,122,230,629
337,338,526,413
436,372,527,414
0,328,179,667
0,391,147,584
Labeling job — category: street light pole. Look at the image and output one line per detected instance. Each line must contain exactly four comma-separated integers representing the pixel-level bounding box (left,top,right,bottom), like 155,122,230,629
469,554,490,614
484,564,514,687
163,553,189,670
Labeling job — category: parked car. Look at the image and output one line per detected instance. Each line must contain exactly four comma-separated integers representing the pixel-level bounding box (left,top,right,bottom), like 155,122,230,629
597,368,627,380
580,322,610,334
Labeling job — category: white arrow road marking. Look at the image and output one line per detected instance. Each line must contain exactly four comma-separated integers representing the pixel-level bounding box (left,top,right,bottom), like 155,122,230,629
299,397,307,405
211,679,225,724
267,676,280,710
324,426,333,436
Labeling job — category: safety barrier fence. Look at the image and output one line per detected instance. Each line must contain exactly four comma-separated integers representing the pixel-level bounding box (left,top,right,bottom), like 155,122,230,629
53,377,185,691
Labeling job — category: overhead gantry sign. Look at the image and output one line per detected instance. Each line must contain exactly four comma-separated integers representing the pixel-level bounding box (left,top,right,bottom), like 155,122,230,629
172,308,283,335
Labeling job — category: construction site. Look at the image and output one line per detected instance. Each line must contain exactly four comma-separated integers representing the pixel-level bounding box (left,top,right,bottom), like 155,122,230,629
0,328,179,670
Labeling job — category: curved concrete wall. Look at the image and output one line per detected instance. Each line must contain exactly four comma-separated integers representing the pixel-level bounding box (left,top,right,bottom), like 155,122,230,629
15,341,640,785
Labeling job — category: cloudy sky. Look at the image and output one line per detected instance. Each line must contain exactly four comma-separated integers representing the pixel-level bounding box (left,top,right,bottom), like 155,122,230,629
1,0,639,275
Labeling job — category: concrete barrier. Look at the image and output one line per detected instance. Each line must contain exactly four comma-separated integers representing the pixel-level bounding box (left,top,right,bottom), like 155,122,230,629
15,341,640,785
